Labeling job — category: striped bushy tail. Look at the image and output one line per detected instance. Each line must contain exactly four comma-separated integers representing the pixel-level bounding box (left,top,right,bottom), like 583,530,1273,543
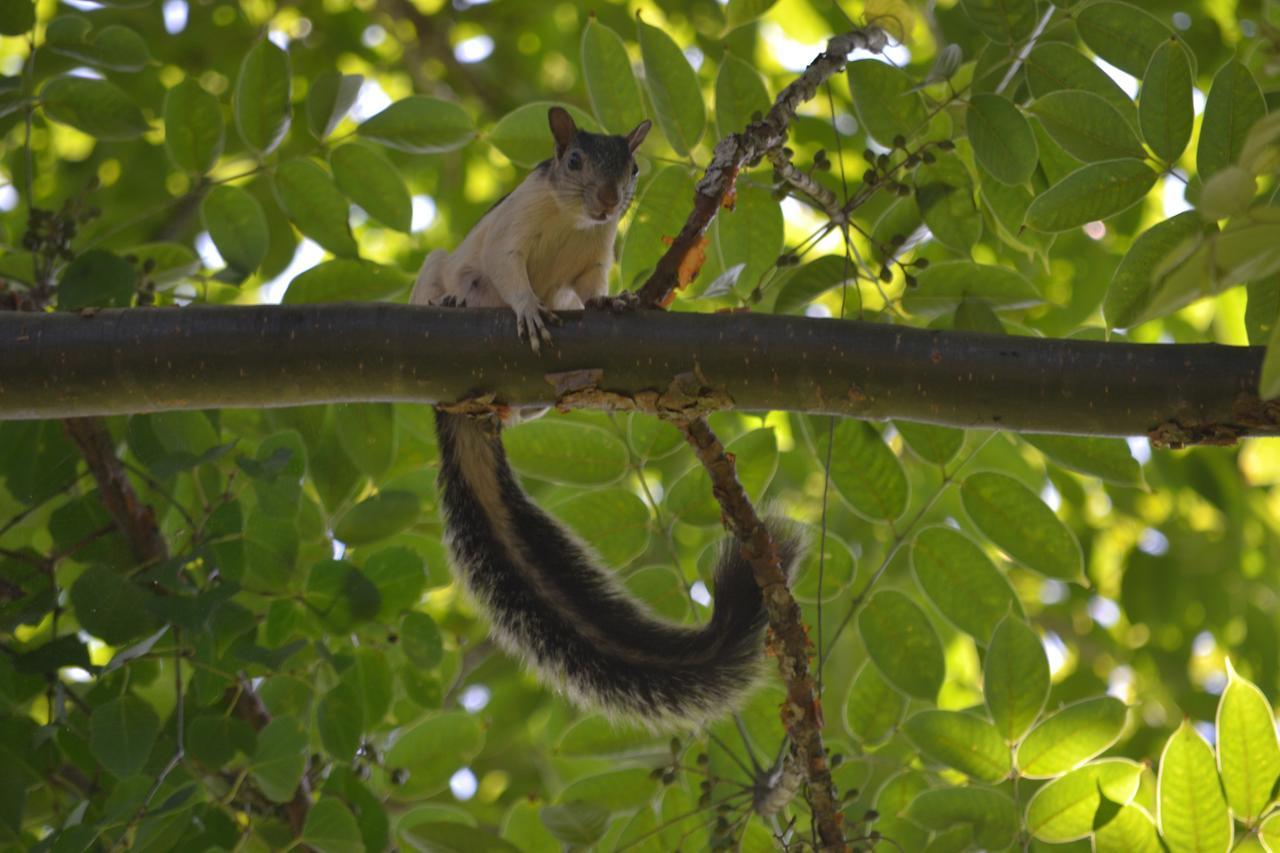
434,410,802,727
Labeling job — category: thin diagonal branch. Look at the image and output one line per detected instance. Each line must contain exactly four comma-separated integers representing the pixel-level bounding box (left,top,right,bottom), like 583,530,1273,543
680,416,846,851
635,27,887,308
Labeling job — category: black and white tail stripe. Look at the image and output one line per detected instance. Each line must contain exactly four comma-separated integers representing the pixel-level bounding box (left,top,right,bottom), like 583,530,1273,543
434,410,802,727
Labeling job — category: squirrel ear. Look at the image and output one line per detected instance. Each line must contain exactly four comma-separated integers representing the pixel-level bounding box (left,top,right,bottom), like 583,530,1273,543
626,119,652,152
548,107,577,156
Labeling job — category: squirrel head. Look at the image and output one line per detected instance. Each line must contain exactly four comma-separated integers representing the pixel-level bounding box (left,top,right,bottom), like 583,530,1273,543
545,106,650,228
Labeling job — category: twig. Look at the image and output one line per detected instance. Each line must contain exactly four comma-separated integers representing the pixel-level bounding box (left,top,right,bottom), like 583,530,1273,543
61,417,168,567
678,416,847,852
635,27,887,309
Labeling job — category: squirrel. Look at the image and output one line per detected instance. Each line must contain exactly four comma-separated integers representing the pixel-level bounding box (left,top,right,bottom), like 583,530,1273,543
412,107,803,726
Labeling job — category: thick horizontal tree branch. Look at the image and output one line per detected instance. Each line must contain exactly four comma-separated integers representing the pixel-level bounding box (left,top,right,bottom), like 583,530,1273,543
1,305,1274,442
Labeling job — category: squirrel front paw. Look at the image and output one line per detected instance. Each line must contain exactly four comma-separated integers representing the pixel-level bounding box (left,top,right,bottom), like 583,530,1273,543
585,291,640,314
513,298,559,352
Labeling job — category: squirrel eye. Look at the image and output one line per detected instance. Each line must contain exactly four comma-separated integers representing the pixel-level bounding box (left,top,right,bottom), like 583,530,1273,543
631,162,639,176
567,152,582,171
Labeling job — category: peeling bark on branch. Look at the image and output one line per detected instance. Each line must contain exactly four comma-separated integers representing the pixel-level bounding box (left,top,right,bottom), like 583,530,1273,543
1,305,1273,443
636,27,887,308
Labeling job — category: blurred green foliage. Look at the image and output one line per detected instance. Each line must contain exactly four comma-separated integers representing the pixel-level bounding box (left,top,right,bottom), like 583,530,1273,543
5,0,1280,850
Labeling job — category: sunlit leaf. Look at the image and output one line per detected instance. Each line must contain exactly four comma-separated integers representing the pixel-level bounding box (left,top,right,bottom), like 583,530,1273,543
1017,697,1128,777
859,589,945,701
636,15,704,156
1158,721,1232,853
234,38,291,156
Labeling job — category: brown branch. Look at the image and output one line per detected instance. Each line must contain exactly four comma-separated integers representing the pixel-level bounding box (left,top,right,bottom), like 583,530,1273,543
61,416,167,567
680,417,847,851
635,27,886,308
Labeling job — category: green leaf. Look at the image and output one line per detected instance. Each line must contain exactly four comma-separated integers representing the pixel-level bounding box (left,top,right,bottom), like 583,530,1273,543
301,798,364,853
58,249,136,310
1017,697,1128,777
1262,812,1280,852
1024,434,1145,486
343,648,392,727
667,428,777,526
330,142,412,232
386,712,484,798
70,565,158,645
333,491,420,546
282,258,411,304
0,0,34,36
712,183,782,299
906,786,1018,850
844,660,907,747
905,710,1011,782
200,185,269,276
1024,158,1157,233
487,101,598,168
895,422,964,466
967,93,1038,185
1216,660,1280,824
1095,803,1161,853
580,17,645,135
251,716,308,803
902,260,1040,316
911,526,1016,643
1075,1,1175,77
358,96,474,153
504,420,627,486
1029,90,1146,162
636,15,704,156
317,684,364,761
541,801,612,846
858,589,945,701
41,76,149,140
559,768,656,810
305,559,381,628
89,694,160,777
1103,210,1205,328
1140,40,1194,164
984,615,1049,742
623,566,691,622
307,70,362,140
1198,60,1266,181
126,242,200,285
551,488,651,567
915,155,982,253
715,52,770,138
825,420,908,522
849,59,927,147
186,714,255,768
557,717,656,757
404,822,521,853
365,547,428,618
1158,721,1232,853
961,471,1083,580
874,770,931,851
960,0,1040,43
620,165,696,288
164,79,224,174
401,611,443,669
724,0,777,30
48,22,150,72
1024,42,1137,124
334,403,394,477
272,158,358,258
790,527,857,603
773,255,857,315
234,38,291,157
1025,759,1143,842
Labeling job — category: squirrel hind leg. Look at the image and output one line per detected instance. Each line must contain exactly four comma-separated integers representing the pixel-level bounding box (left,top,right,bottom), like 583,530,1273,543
411,248,450,306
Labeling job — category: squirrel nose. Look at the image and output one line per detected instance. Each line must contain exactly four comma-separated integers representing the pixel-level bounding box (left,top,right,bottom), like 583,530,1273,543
596,187,619,210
